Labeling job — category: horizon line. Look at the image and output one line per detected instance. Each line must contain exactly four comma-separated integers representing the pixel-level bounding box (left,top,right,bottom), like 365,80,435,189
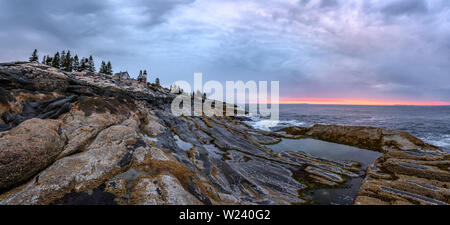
278,97,450,106
244,102,450,106
277,102,450,106
245,98,450,106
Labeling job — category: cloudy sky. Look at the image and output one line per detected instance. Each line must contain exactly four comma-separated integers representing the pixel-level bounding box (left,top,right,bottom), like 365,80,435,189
0,0,449,105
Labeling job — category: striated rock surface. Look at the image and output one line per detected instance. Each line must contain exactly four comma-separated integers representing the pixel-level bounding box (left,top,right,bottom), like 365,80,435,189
355,148,449,205
0,62,448,205
283,125,449,205
294,124,440,153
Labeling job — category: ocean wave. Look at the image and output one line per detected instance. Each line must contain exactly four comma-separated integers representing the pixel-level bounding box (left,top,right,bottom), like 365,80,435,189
422,134,450,152
243,113,450,152
245,117,306,131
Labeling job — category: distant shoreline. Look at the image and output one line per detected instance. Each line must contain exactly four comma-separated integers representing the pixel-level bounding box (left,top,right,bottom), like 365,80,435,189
245,103,450,107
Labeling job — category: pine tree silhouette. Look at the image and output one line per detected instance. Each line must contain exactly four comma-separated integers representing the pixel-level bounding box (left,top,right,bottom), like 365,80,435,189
106,61,113,75
72,55,80,72
52,52,60,68
29,49,39,62
88,56,95,72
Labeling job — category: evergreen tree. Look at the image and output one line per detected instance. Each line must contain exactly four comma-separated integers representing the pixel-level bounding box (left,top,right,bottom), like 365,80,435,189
106,61,112,75
99,61,107,74
42,55,47,64
60,50,66,69
45,55,52,65
29,49,39,62
155,78,160,86
52,52,60,68
72,55,80,72
80,58,88,71
63,50,72,72
88,55,95,72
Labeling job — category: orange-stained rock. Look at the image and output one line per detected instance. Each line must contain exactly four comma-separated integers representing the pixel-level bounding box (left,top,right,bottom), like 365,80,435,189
0,118,65,189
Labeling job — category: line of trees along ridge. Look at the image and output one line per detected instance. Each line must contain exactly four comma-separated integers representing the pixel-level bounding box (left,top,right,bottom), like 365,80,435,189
30,49,111,74
30,49,163,87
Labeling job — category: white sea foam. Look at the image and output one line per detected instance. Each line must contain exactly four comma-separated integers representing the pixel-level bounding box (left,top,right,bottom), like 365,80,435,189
247,117,450,152
245,117,306,131
423,134,450,152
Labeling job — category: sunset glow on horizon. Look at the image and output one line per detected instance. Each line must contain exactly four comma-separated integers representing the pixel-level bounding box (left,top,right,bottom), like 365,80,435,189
278,98,450,106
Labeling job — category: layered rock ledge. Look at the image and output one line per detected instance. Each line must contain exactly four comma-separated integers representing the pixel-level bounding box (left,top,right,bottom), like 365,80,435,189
282,125,449,205
0,62,448,205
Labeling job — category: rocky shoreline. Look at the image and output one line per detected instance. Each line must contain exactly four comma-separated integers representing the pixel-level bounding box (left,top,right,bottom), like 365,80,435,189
0,62,448,205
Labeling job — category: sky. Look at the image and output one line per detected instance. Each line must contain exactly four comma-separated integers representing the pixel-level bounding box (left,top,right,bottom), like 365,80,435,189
0,0,449,105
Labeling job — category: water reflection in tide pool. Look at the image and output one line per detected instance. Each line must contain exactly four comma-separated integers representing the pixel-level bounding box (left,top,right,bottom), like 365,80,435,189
269,138,382,205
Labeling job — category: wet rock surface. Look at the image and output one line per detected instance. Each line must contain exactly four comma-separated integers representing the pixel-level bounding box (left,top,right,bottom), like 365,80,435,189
282,125,449,205
0,62,447,205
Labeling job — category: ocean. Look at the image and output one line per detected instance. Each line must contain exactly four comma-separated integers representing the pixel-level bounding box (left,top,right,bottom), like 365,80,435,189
245,104,450,152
